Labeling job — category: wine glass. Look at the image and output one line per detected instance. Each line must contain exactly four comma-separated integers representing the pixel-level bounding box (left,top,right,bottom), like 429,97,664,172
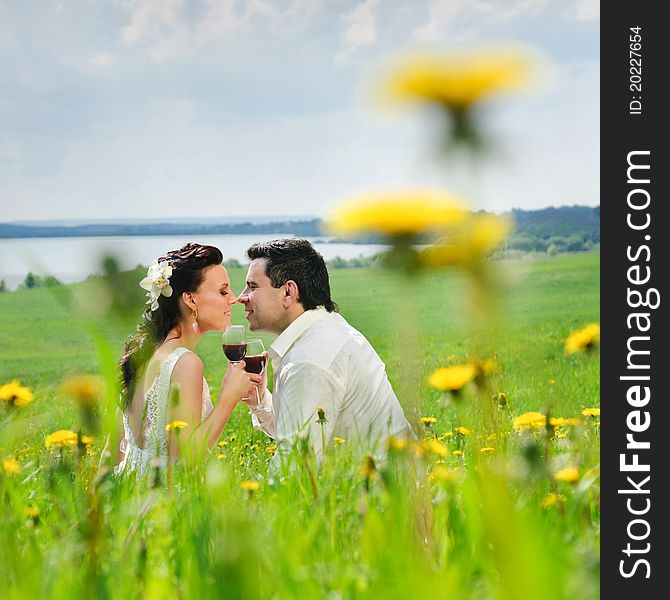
222,325,247,365
243,339,266,404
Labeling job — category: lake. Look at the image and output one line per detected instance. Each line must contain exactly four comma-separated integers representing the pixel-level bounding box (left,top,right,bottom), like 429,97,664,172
0,235,388,290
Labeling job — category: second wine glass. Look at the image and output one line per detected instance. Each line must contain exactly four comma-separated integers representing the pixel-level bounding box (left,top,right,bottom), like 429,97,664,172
243,339,266,404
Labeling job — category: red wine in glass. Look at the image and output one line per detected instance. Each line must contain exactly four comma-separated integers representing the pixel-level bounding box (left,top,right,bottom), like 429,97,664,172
223,343,247,363
244,355,266,374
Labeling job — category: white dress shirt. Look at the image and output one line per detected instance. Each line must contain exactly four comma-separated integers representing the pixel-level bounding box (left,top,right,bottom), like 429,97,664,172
250,307,415,466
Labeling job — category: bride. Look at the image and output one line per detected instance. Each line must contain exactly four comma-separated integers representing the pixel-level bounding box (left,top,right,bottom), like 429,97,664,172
115,242,255,475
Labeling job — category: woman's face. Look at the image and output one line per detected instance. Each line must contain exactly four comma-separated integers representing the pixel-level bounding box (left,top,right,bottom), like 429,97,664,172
190,265,236,332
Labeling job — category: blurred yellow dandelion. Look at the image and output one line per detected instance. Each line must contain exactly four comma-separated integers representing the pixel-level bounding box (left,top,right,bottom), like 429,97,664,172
329,190,467,237
240,480,260,492
217,440,228,447
428,364,477,392
438,432,453,441
381,48,534,110
454,426,470,437
333,437,345,445
165,421,188,432
60,375,104,407
2,457,21,476
541,493,566,509
581,408,600,417
422,214,512,267
452,450,465,457
387,436,409,451
24,504,40,520
486,433,497,443
565,323,600,355
512,412,547,432
359,455,378,480
429,466,463,483
420,416,437,427
549,417,581,427
265,445,277,454
423,438,449,457
316,406,327,424
554,466,580,483
0,380,34,408
480,447,495,454
44,429,78,450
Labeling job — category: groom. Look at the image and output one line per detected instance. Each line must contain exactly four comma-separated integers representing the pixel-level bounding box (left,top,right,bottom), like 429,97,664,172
238,238,414,466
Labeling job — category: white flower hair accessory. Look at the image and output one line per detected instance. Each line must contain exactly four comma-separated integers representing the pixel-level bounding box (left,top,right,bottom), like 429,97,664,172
139,260,173,311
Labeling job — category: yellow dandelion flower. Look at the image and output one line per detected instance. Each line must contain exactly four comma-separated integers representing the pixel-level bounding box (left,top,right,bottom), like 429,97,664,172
387,436,408,451
422,214,512,267
316,407,327,424
0,380,34,408
409,441,426,458
438,432,453,441
265,445,277,454
217,440,228,447
452,450,464,457
44,429,78,451
565,323,600,355
216,453,226,461
24,504,40,520
548,379,556,385
428,364,477,392
554,466,580,483
329,190,467,237
480,447,495,454
541,493,566,509
512,412,547,432
429,466,463,483
423,438,449,457
454,426,470,437
359,454,378,481
549,417,581,427
165,421,188,432
333,437,345,445
60,375,104,407
240,480,260,492
420,416,437,427
581,408,600,417
380,48,534,110
2,457,21,476
486,433,497,443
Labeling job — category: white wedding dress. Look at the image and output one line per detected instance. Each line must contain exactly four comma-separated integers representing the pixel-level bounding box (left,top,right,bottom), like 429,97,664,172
115,347,214,476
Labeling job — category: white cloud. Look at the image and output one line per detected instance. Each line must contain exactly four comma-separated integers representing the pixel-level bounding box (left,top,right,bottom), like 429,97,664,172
336,0,380,63
87,52,116,67
412,0,547,42
119,0,278,60
573,0,599,22
413,0,494,42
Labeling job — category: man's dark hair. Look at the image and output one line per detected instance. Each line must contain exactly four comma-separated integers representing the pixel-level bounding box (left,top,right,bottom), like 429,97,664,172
246,238,337,312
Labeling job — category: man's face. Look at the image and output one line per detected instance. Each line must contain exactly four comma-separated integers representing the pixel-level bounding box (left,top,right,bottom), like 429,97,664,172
238,258,287,334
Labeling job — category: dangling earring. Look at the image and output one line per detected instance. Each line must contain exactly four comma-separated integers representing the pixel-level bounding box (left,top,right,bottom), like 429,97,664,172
192,308,199,333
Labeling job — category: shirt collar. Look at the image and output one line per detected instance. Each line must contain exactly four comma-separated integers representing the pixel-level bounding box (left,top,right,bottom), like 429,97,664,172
269,307,329,365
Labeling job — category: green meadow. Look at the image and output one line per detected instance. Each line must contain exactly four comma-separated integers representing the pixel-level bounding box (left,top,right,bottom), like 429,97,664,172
0,251,600,599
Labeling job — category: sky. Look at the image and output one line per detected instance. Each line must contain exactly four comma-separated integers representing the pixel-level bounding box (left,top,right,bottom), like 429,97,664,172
0,0,600,222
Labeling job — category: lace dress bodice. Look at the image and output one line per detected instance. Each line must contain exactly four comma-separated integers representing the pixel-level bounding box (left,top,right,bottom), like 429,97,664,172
115,347,213,476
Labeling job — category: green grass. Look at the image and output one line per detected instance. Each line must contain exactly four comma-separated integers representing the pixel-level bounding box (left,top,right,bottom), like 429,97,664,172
0,252,600,599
